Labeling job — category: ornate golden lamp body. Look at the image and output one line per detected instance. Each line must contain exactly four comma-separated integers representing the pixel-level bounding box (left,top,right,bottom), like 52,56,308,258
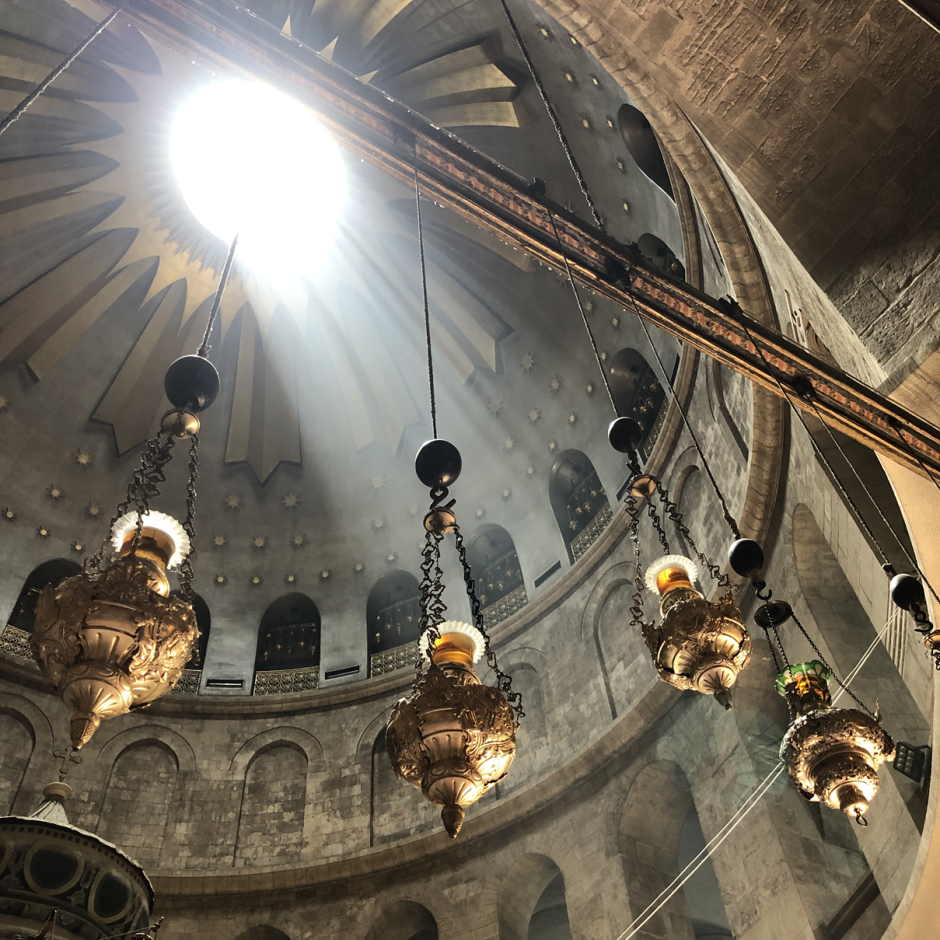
642,555,751,708
778,661,895,822
386,621,517,838
31,511,199,749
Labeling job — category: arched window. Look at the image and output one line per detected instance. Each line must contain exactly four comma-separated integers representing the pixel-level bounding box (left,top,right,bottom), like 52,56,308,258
364,901,438,940
2,559,81,661
466,524,527,627
253,593,320,695
529,870,573,940
609,348,667,459
617,103,673,198
367,570,421,677
549,450,611,563
638,233,685,280
168,591,210,696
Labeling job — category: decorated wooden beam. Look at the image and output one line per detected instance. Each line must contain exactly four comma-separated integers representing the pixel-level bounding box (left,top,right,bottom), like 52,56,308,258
106,0,940,480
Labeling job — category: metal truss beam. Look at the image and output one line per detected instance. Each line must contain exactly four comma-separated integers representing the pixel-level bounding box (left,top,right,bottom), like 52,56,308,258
111,0,940,480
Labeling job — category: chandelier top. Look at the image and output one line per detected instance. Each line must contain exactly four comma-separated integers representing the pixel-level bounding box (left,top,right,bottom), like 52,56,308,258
111,510,191,570
419,620,485,664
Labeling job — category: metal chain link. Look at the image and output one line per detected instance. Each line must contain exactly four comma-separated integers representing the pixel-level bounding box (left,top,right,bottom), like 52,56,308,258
178,434,200,600
414,527,446,693
453,523,524,720
626,493,650,633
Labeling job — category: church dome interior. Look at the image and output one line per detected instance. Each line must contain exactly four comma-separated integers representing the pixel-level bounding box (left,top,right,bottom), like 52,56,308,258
0,0,939,938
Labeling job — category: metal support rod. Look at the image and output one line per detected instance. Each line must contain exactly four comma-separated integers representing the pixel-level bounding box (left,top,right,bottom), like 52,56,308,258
0,2,129,138
96,0,940,480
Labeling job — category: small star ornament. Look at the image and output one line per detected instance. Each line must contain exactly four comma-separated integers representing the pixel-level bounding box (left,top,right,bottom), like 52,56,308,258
611,315,620,328
616,157,626,173
407,505,418,517
548,439,558,452
252,536,266,550
503,436,514,451
249,574,263,586
475,507,485,519
569,413,578,424
501,488,512,500
526,466,535,476
286,573,298,585
528,409,541,423
586,382,595,396
550,376,562,393
521,352,536,373
75,450,91,468
47,484,63,500
373,517,385,531
225,494,241,510
71,540,84,553
282,493,300,509
292,533,306,547
386,551,398,563
214,574,227,586
2,507,14,521
353,562,365,574
371,476,386,491
37,526,50,538
213,534,226,547
319,569,331,580
87,503,101,518
487,398,503,417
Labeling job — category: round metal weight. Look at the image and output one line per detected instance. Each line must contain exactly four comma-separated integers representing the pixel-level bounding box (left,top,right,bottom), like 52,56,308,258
728,538,765,578
160,409,200,439
890,573,925,611
754,600,793,629
608,416,643,453
424,508,457,535
629,474,657,499
415,439,462,489
164,354,220,412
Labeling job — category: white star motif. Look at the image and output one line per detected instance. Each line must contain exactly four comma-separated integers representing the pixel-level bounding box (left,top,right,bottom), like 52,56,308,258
407,505,418,517
548,440,558,452
225,494,241,510
501,488,512,500
526,466,535,476
252,536,266,549
521,352,536,372
87,504,101,517
214,574,226,585
319,570,331,580
353,562,364,573
586,382,595,395
550,377,562,393
611,316,620,328
250,575,263,586
616,157,626,173
528,409,540,423
75,450,91,467
475,508,485,518
504,436,514,451
386,551,397,563
292,533,306,547
2,508,14,521
622,200,630,213
282,493,299,509
487,398,503,417
569,413,578,424
47,485,62,500
371,476,386,491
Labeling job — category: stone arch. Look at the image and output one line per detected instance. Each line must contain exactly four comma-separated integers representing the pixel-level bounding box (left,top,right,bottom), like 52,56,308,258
549,449,611,563
254,592,320,683
94,724,197,775
497,853,567,940
96,738,181,869
637,232,685,280
367,569,421,673
363,900,438,940
234,928,292,940
617,102,673,198
609,347,666,459
234,743,308,867
619,760,732,940
465,524,527,626
0,693,53,815
6,557,81,631
707,359,749,463
230,727,323,776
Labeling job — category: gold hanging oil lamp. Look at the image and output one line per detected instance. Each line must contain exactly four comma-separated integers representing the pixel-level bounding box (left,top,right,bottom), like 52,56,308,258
609,417,751,707
730,539,895,823
642,553,751,708
31,238,239,750
386,440,521,838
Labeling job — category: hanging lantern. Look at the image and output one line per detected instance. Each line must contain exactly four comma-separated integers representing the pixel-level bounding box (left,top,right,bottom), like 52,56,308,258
642,554,751,708
387,619,517,838
732,542,896,824
777,660,895,823
32,510,199,749
386,440,521,838
611,418,751,707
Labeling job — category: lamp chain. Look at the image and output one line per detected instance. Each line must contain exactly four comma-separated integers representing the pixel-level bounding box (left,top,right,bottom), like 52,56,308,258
414,528,446,693
178,435,201,600
414,152,438,438
0,1,129,140
453,524,523,720
626,495,649,633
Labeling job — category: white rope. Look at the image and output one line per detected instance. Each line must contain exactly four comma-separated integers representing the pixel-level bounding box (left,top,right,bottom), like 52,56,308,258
613,618,892,940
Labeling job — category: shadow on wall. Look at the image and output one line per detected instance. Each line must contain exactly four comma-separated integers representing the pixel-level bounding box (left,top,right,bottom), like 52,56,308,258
619,761,732,940
617,104,673,199
364,900,438,940
497,853,572,940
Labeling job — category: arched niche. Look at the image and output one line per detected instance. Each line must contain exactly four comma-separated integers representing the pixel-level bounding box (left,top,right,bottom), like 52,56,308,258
6,558,81,632
465,524,527,627
235,743,307,867
168,591,210,696
609,348,667,459
234,926,292,940
364,900,438,940
617,103,673,198
367,570,421,677
637,233,685,281
548,450,611,564
619,761,732,939
0,710,34,813
97,740,179,870
497,854,568,940
253,593,320,695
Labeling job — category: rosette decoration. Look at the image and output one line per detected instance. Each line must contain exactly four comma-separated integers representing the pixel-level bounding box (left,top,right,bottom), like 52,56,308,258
642,554,751,708
386,440,522,838
777,661,895,822
609,417,751,707
30,240,238,750
730,540,896,824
